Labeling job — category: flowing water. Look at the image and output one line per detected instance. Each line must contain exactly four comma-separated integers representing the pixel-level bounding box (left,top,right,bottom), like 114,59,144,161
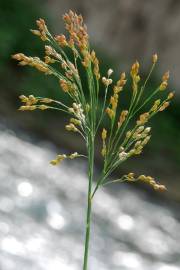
0,122,180,270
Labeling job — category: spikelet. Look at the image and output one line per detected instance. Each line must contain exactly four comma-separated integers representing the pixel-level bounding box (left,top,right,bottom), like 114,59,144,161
136,112,149,125
159,71,169,91
152,53,158,64
130,61,140,92
118,110,128,127
59,79,76,93
31,18,49,41
101,128,107,157
102,77,112,86
107,69,113,77
167,92,174,100
65,123,78,132
50,154,67,165
40,98,53,103
159,101,170,112
113,72,126,94
55,34,68,47
91,51,100,80
150,99,161,112
106,108,115,119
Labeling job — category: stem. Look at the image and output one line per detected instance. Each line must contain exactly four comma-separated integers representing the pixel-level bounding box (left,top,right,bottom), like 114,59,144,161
83,134,94,270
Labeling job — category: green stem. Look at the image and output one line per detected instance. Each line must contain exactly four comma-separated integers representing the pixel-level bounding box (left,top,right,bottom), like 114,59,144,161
83,134,94,270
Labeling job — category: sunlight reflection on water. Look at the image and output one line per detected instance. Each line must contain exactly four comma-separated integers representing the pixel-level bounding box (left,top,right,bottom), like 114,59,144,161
0,124,180,270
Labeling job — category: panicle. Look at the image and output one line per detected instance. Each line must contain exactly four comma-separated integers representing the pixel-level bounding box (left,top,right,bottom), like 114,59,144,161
13,11,174,196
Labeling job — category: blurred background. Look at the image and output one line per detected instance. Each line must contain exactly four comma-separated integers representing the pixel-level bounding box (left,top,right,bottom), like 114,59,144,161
0,0,180,269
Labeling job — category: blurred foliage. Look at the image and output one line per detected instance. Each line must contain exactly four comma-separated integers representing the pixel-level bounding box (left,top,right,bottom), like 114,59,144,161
0,0,56,98
0,0,45,64
0,0,179,167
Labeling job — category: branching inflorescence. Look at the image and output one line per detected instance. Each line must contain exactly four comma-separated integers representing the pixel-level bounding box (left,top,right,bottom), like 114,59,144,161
12,10,174,270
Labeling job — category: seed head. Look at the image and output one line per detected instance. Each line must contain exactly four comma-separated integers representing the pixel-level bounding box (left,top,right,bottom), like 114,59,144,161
65,123,78,132
39,105,49,110
69,152,79,159
167,92,174,100
107,69,113,77
119,151,128,161
101,128,107,140
159,102,170,111
102,77,112,86
55,35,68,47
152,53,158,63
106,108,115,119
118,110,128,127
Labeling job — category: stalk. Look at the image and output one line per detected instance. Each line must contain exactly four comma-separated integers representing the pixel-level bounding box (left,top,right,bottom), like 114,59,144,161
83,134,94,270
